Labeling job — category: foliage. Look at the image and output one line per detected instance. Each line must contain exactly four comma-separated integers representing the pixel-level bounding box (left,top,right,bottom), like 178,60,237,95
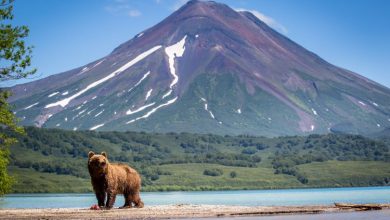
0,0,35,196
229,171,237,178
271,134,389,183
0,0,36,80
6,127,390,192
0,90,24,195
203,168,223,176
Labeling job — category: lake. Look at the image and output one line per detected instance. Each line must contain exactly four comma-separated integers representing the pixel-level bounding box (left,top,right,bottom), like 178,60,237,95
1,186,390,209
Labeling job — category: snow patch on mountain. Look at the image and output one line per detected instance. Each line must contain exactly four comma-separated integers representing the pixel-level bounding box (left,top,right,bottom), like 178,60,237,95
62,91,69,96
311,108,318,116
205,103,215,119
90,124,104,130
162,90,173,99
126,102,155,115
145,89,153,101
358,101,366,106
126,97,178,124
24,102,39,110
95,110,104,117
78,59,104,75
48,92,59,97
78,109,87,115
200,98,215,119
79,67,89,74
45,45,162,108
87,109,95,115
165,35,187,90
128,71,151,92
92,59,104,68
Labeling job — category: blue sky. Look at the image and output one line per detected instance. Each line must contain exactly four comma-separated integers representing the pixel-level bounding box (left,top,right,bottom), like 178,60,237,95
3,0,390,88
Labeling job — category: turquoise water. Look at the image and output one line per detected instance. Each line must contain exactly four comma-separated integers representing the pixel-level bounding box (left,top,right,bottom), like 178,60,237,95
1,186,389,209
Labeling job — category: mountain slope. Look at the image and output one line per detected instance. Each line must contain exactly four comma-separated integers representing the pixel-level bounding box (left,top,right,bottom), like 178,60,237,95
8,0,390,136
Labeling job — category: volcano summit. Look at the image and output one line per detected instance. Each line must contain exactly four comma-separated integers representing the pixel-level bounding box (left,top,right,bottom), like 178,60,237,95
9,0,390,136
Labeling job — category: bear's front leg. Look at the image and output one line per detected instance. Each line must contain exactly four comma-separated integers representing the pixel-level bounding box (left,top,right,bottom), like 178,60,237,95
105,192,117,209
96,191,105,207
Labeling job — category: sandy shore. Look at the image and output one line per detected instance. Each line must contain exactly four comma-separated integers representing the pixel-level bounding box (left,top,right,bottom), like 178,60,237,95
1,204,389,220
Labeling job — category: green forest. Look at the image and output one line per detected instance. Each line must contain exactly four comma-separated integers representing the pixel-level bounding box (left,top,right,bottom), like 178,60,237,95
6,127,390,193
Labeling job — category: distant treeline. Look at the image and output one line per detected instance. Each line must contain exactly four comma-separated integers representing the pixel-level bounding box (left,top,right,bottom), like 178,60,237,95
6,127,390,185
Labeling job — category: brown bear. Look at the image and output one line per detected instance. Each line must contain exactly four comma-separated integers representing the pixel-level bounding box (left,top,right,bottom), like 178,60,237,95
88,151,144,209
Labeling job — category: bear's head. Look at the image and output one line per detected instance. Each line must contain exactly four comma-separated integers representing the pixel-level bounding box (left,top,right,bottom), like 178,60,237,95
88,151,109,178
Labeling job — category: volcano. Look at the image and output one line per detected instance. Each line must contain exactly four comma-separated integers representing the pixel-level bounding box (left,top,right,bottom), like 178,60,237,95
8,0,390,136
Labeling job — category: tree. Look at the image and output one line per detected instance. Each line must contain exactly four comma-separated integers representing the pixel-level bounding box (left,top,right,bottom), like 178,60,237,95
0,0,35,196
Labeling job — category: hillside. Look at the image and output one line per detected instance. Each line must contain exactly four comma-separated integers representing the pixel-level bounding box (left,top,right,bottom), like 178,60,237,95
7,127,390,193
7,0,390,136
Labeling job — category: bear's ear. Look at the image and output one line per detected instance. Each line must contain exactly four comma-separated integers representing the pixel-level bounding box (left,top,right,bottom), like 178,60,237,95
101,151,107,158
88,151,95,159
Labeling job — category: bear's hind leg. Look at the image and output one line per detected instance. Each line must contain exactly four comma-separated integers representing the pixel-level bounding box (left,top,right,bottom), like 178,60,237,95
119,193,132,209
132,192,144,208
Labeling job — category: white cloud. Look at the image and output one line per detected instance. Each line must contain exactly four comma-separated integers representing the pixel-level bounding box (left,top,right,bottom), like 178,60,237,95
235,8,288,34
128,9,141,17
105,1,142,18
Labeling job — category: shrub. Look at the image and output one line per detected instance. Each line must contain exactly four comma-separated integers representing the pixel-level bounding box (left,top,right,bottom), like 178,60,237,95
203,168,223,176
241,147,257,155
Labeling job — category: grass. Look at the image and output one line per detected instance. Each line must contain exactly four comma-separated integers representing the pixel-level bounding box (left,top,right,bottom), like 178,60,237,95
298,160,390,187
144,163,302,191
9,166,91,193
9,161,390,193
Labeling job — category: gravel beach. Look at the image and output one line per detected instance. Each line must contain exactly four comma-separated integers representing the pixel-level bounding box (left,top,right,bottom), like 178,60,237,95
1,204,389,219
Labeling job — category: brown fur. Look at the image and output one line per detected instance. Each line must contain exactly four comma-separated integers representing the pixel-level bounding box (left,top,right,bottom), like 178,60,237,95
87,151,144,209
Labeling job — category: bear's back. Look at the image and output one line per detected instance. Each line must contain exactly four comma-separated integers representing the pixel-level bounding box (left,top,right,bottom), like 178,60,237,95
110,163,139,180
109,163,141,192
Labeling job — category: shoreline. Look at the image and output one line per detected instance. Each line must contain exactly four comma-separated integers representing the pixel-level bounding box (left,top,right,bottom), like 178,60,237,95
7,185,390,195
1,204,389,219
9,185,390,193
